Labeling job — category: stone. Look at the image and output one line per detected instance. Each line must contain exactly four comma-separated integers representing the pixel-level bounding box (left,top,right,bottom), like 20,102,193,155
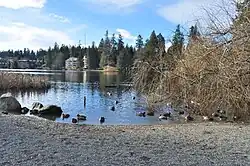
38,105,63,115
0,93,21,113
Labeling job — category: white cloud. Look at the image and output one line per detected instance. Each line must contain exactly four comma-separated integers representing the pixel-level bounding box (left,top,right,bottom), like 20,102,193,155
116,28,136,40
0,0,46,9
49,13,70,23
157,0,236,27
0,22,74,51
87,0,143,8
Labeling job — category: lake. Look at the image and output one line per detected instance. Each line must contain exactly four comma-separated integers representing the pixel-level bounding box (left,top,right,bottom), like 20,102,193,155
0,69,176,125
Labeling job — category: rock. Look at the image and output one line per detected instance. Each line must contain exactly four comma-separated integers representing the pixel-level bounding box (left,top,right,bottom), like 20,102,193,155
147,111,154,116
21,107,29,114
38,105,63,115
0,93,21,113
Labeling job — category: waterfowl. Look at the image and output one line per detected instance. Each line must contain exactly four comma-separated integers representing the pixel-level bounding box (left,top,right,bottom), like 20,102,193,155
136,111,146,117
219,115,227,121
185,115,194,121
133,97,136,100
99,117,105,123
212,112,219,117
217,109,226,114
107,92,112,96
163,112,171,117
147,111,154,116
111,106,115,111
159,114,168,120
179,111,185,115
72,118,78,123
77,114,87,120
62,113,70,119
2,111,8,115
115,101,119,104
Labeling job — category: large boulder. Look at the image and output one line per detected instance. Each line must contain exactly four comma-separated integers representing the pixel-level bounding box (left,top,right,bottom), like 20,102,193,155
0,93,21,113
38,105,63,115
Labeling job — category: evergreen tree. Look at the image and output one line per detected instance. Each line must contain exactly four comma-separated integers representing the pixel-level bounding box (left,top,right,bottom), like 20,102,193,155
144,30,159,58
118,34,124,51
135,34,144,50
157,33,166,56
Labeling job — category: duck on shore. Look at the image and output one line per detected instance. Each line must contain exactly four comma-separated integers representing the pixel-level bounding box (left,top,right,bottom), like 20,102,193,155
159,114,168,120
77,114,87,120
136,111,146,117
72,118,78,123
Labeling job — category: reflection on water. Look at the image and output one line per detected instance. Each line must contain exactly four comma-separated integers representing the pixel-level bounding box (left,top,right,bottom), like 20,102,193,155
0,69,172,125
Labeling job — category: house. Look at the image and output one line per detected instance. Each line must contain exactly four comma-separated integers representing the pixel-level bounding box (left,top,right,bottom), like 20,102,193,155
0,58,8,68
83,55,88,69
65,57,80,70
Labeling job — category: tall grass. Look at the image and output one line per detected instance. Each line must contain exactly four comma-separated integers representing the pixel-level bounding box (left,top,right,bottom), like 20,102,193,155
0,72,51,90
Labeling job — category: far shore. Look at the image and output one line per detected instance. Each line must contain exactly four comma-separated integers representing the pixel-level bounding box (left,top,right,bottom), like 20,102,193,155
1,113,250,165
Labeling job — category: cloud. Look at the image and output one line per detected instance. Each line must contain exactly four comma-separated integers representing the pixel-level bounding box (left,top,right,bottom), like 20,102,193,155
49,13,70,23
86,0,143,8
0,0,46,9
0,22,74,51
116,28,136,40
157,0,236,27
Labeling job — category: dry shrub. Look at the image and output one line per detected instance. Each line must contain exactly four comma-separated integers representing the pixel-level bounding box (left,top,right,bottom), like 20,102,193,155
0,72,51,90
133,3,250,120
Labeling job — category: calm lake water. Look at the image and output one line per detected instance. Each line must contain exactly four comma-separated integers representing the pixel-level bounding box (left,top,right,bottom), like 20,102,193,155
0,69,175,125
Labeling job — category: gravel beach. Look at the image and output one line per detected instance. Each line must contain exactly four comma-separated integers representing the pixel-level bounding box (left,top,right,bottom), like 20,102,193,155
1,113,250,166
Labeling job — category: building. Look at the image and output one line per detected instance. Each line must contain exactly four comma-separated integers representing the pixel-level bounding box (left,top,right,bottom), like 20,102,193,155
83,55,88,69
65,57,80,70
0,58,8,68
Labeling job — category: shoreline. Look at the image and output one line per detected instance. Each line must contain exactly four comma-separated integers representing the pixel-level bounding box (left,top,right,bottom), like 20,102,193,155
1,114,250,165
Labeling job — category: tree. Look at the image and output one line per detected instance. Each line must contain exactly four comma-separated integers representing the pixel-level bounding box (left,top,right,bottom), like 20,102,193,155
157,33,166,56
118,34,124,51
169,25,184,56
135,34,144,50
144,30,159,58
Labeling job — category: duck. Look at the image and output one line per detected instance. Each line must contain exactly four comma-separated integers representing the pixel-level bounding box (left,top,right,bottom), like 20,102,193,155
133,97,136,100
72,118,78,124
212,112,219,117
163,112,171,117
136,111,146,117
77,114,87,120
115,101,119,104
219,115,227,121
185,115,194,121
179,111,185,115
62,113,70,119
159,114,168,120
99,117,105,123
107,92,112,96
111,106,115,111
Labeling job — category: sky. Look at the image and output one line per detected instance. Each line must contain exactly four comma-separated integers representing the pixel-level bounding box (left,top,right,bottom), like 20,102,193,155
0,0,237,51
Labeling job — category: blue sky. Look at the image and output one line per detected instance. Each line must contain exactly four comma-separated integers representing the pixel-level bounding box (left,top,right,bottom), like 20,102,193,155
0,0,236,51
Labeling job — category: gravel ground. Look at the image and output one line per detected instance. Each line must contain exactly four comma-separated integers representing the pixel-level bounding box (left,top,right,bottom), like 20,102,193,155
1,113,250,166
